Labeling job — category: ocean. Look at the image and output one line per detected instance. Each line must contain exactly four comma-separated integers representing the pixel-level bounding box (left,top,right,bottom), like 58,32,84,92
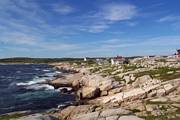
0,64,75,115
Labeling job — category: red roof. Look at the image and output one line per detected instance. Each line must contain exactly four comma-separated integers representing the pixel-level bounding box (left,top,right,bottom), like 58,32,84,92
116,55,123,59
176,55,180,58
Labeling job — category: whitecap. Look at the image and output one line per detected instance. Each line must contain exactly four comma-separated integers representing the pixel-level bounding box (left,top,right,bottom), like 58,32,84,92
16,81,37,86
44,72,57,77
56,87,73,92
35,68,40,71
55,71,61,74
43,69,51,72
16,77,48,86
26,84,54,90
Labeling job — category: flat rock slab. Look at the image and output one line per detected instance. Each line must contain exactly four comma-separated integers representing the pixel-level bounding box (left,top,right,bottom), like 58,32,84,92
106,115,119,120
15,114,57,120
118,115,144,120
100,108,132,117
72,111,100,120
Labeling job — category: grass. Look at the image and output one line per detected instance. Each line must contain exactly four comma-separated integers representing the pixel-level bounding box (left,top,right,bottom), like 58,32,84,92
143,115,180,120
0,113,25,120
90,67,102,73
134,67,180,81
155,59,167,63
113,76,125,82
143,115,168,120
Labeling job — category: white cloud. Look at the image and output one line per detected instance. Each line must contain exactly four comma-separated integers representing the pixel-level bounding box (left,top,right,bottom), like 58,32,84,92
53,4,74,15
39,42,78,51
102,36,180,49
82,3,137,33
100,3,137,21
0,31,78,51
158,15,180,22
88,24,109,33
1,32,38,45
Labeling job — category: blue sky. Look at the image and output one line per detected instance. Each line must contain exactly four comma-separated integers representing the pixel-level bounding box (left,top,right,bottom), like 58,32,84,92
0,0,180,58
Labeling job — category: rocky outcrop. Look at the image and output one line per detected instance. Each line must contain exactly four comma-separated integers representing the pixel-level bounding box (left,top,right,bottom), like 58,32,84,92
97,78,179,104
49,62,180,120
54,105,143,120
81,87,100,99
132,75,160,88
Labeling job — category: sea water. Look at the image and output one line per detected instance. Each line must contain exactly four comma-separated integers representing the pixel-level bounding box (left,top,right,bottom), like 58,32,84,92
0,64,74,115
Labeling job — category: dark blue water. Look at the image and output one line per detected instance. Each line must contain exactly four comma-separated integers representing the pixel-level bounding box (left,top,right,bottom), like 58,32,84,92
0,64,74,115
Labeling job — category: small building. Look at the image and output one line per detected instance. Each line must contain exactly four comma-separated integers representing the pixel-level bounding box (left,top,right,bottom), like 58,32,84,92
84,57,87,61
111,55,126,65
175,49,180,58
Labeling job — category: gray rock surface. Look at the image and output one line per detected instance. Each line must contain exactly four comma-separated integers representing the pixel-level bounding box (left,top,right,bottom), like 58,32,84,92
100,108,132,117
118,115,144,120
15,114,57,120
72,111,100,120
106,115,119,120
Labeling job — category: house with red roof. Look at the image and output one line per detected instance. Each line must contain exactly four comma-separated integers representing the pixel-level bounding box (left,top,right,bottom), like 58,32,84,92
176,49,180,58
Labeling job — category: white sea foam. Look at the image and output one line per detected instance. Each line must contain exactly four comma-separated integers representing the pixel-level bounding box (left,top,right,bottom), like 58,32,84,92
26,84,54,90
55,71,61,74
16,77,46,86
56,87,73,92
44,72,56,77
16,71,57,91
35,68,40,71
43,69,51,72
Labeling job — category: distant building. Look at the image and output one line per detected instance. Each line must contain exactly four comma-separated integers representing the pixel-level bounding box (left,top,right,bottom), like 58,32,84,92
84,57,87,61
111,55,126,65
177,49,180,54
175,49,180,58
111,59,115,65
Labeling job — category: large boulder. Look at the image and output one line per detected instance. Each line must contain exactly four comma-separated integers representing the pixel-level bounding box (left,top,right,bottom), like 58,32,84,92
99,80,113,91
132,75,150,88
82,87,100,99
132,75,160,88
82,74,113,92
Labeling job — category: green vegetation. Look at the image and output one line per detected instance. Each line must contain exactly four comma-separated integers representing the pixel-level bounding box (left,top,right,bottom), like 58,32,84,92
113,76,125,82
0,57,84,64
0,113,25,120
143,115,168,120
122,64,141,72
143,115,180,120
156,59,166,62
134,67,180,81
101,68,114,75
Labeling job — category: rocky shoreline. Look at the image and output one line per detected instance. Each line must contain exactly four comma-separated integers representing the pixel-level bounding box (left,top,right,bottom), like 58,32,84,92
47,60,180,120
2,58,180,120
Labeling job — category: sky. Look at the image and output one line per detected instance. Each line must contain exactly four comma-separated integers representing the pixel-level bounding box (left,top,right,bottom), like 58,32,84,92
0,0,180,58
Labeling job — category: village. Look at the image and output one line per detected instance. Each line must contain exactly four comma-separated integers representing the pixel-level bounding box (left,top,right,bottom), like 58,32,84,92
88,49,180,66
